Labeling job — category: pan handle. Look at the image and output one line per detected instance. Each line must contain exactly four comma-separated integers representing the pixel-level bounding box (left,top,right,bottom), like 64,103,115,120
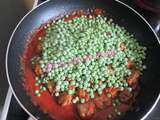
0,0,40,120
0,87,12,120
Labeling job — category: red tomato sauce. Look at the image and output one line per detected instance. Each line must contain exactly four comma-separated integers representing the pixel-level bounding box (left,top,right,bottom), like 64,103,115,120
22,25,77,120
22,9,137,120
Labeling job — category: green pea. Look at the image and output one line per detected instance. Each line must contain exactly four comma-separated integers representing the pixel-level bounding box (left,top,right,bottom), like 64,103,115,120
114,83,119,88
117,111,121,115
120,87,124,91
128,87,132,92
94,84,99,89
75,96,79,101
101,83,106,89
80,98,85,103
37,93,41,97
108,114,112,119
112,102,116,107
70,80,76,85
124,83,128,87
107,93,112,98
37,80,41,84
68,89,75,94
108,83,112,87
98,89,103,95
90,93,95,99
57,81,62,85
55,92,59,96
114,108,118,112
72,98,77,104
35,90,40,95
75,82,79,87
115,99,120,105
35,77,39,81
94,79,99,84
35,82,40,86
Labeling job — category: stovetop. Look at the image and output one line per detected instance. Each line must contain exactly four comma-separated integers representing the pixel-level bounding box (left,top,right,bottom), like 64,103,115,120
1,0,160,120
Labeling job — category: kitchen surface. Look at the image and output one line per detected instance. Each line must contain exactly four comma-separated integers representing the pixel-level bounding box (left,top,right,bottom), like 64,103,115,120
0,0,159,120
0,0,29,115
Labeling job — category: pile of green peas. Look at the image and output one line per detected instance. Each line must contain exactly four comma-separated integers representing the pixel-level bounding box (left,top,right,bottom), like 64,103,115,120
32,14,146,103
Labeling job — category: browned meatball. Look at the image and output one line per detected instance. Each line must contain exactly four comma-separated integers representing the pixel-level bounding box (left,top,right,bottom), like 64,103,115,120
58,92,73,106
77,102,95,119
127,69,140,85
126,58,134,69
119,89,133,103
47,80,55,95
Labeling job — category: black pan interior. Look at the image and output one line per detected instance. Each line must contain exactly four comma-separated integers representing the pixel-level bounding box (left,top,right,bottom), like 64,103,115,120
6,0,160,120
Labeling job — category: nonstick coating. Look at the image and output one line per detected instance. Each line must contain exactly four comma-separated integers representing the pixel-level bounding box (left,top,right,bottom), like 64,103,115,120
6,0,160,120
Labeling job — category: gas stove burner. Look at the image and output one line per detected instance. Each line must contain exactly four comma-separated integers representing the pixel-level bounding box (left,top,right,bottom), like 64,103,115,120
135,0,160,14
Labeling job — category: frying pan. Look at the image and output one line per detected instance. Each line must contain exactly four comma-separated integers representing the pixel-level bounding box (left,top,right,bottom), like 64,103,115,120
6,0,160,120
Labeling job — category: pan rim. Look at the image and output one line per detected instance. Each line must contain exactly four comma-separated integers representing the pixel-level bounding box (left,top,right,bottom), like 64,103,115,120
5,0,50,119
5,0,160,120
116,0,160,119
